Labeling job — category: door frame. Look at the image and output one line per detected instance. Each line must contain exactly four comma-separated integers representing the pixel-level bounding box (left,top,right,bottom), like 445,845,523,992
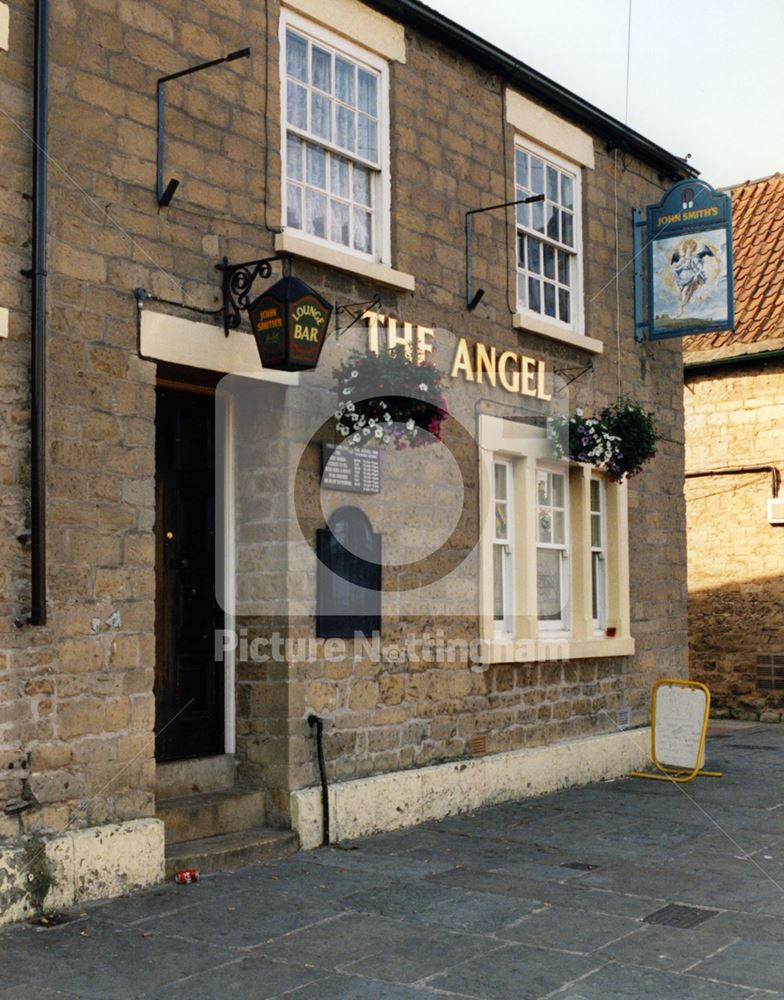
156,371,236,757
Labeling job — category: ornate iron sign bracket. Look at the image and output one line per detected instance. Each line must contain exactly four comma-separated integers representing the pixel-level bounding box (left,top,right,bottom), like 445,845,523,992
335,296,382,339
217,254,291,336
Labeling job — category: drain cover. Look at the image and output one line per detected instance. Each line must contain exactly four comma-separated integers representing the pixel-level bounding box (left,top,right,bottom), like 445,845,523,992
644,903,719,929
560,861,600,871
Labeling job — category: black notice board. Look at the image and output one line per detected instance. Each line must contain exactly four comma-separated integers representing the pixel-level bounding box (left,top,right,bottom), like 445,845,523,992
316,507,381,638
321,443,380,494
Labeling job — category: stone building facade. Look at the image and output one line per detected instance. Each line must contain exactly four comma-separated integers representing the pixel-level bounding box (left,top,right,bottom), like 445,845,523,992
685,174,784,719
0,0,690,920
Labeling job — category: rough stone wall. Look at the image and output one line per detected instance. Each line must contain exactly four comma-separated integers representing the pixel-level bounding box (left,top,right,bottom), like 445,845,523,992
685,359,784,717
0,0,688,834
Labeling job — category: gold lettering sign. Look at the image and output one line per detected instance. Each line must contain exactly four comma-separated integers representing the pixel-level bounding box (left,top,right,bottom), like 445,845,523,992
363,313,551,402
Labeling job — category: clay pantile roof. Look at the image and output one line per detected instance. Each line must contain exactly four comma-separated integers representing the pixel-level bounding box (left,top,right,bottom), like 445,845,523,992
683,173,784,361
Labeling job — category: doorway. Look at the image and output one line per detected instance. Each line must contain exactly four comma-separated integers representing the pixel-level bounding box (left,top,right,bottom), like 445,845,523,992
155,384,225,761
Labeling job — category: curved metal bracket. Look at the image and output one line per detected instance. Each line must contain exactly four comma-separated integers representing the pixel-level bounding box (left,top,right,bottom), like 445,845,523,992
216,254,290,335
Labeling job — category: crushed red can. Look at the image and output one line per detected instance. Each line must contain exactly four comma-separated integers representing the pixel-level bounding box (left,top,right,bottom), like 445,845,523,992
174,869,199,884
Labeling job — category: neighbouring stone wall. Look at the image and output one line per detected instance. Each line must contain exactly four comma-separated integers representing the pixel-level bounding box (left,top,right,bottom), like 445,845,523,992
685,358,784,718
0,0,688,839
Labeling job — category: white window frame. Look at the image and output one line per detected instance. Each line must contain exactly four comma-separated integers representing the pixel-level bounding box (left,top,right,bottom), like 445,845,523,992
478,415,633,664
512,138,589,347
492,459,514,636
280,10,392,267
590,475,607,634
535,464,570,634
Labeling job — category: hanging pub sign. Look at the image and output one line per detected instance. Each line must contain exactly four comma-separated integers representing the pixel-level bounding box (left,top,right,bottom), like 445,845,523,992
247,275,333,371
646,179,734,341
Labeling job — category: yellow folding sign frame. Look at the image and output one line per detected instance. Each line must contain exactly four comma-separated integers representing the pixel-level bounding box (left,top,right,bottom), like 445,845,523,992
630,678,722,783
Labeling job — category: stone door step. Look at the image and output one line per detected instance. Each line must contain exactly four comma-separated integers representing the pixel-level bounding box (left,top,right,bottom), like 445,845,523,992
156,755,236,799
157,787,266,845
164,828,299,878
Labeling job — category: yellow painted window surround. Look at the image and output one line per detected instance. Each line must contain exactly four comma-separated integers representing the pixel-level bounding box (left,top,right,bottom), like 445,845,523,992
477,414,633,665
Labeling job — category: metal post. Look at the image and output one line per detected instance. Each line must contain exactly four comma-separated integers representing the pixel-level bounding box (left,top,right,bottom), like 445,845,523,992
633,208,645,343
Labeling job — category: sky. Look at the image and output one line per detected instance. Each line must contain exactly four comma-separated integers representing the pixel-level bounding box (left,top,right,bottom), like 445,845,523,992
426,0,784,188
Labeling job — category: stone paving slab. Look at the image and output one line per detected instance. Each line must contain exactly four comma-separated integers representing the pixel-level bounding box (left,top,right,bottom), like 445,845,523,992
2,722,784,997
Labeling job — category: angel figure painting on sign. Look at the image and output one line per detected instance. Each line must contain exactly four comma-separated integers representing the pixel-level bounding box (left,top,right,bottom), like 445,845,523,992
651,226,728,332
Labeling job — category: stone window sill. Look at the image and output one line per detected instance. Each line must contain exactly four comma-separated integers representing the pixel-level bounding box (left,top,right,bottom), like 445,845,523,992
513,312,604,354
275,233,415,292
477,635,635,665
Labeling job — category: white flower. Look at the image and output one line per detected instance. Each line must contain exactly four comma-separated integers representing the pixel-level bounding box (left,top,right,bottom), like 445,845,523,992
350,370,359,378
350,433,361,445
383,412,392,423
419,383,428,392
342,388,351,395
362,427,370,436
368,418,376,428
336,424,348,435
378,400,387,408
406,419,415,431
346,402,355,412
374,428,383,438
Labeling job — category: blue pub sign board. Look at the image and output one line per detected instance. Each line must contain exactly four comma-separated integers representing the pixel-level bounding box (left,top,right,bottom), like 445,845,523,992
646,179,734,341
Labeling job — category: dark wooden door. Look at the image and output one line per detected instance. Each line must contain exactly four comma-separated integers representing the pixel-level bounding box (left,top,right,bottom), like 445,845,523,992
155,386,224,761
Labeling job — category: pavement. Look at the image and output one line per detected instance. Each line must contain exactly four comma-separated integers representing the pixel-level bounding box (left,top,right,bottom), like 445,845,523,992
3,720,784,999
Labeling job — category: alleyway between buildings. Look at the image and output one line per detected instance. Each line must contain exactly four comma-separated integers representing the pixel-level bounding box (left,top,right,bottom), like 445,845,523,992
2,721,784,999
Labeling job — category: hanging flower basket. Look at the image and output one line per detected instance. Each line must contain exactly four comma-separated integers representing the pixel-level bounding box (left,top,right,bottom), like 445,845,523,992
333,349,447,449
550,398,660,481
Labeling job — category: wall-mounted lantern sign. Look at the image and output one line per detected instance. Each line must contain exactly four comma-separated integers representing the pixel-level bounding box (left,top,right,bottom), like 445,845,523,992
218,256,333,372
248,276,332,372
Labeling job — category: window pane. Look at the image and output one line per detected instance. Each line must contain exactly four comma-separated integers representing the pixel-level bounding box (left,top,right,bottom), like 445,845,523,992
311,46,331,92
528,276,541,313
561,173,574,210
531,157,544,195
305,188,326,238
358,114,378,162
537,549,562,621
515,149,529,188
493,546,505,621
353,165,371,206
558,250,571,285
591,512,601,548
286,134,303,180
543,243,555,280
551,473,565,508
336,57,355,105
358,69,377,115
562,211,574,247
330,199,350,246
307,143,326,188
286,183,302,229
544,281,556,318
538,507,552,543
331,155,349,198
537,471,550,505
495,502,508,539
546,166,559,202
531,198,544,233
286,31,308,82
517,232,525,268
353,208,372,253
336,105,355,151
527,237,541,274
592,552,600,621
590,479,601,513
553,509,565,544
546,204,559,241
516,196,529,228
558,288,571,324
310,92,332,140
494,463,507,501
287,81,307,129
517,271,526,308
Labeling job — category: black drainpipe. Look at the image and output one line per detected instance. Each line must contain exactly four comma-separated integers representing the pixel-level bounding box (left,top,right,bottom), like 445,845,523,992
307,714,330,846
28,0,49,625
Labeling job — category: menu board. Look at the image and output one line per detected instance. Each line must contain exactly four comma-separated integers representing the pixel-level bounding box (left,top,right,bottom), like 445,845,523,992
654,682,708,770
321,443,380,495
